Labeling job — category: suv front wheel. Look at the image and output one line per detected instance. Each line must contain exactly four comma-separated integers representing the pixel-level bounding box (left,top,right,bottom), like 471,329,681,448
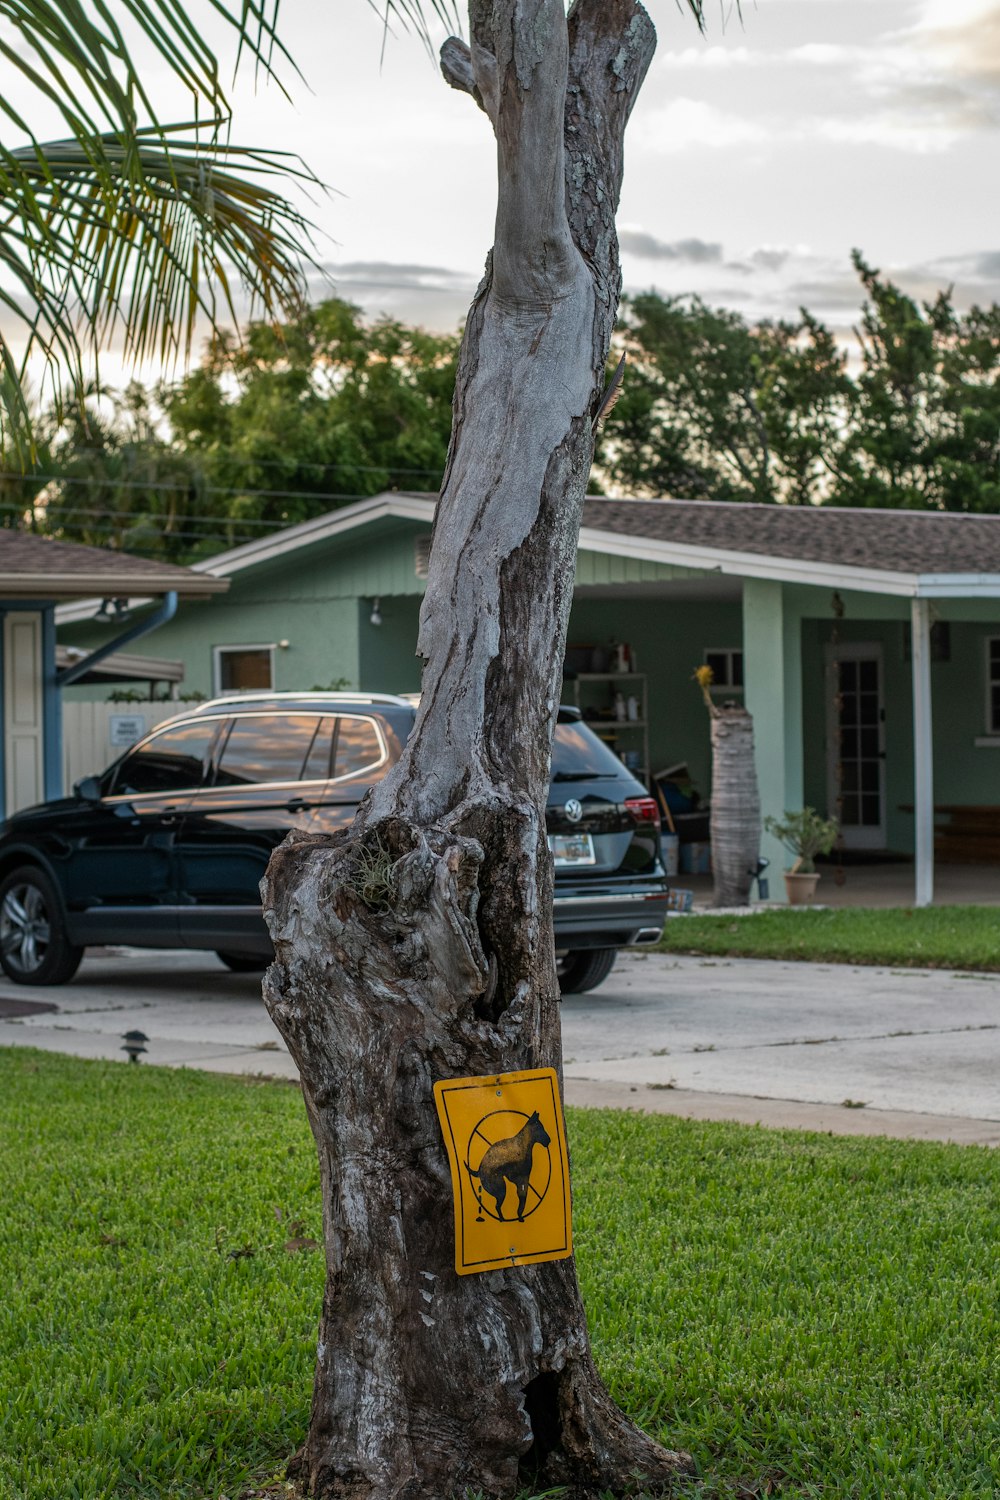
557,947,617,996
0,865,84,986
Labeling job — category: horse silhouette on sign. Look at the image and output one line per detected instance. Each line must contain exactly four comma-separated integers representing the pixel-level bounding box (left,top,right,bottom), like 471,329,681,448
467,1110,551,1222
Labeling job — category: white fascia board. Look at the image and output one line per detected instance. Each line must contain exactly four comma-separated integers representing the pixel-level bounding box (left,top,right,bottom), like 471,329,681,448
579,527,932,597
194,493,436,578
914,575,1000,599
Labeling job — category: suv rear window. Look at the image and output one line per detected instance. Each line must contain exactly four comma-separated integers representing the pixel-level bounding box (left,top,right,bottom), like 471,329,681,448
551,720,625,779
333,716,384,779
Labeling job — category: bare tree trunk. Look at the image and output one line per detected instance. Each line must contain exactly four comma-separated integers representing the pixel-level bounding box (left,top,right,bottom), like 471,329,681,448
708,706,761,907
261,3,690,1495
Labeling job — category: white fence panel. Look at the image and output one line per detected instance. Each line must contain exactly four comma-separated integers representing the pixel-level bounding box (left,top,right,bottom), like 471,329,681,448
62,701,183,792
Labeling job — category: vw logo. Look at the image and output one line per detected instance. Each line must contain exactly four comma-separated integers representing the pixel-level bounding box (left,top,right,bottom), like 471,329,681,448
563,798,583,823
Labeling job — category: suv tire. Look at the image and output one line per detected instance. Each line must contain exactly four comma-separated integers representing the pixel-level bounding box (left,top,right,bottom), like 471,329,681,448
557,947,617,996
215,951,268,973
0,865,84,986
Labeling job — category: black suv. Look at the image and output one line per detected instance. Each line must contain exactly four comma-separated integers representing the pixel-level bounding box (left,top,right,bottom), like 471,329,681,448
0,693,668,993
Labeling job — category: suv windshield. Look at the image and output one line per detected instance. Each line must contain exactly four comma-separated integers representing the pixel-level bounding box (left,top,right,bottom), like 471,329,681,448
551,720,625,779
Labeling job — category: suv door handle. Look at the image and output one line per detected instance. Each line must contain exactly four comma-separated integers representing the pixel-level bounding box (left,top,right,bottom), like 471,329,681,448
286,797,311,812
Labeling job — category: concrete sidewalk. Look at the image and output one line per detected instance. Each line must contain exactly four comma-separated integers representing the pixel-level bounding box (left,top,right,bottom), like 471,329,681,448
2,947,998,1145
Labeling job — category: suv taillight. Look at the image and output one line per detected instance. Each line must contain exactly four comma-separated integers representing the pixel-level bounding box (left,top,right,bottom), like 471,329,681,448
625,796,661,830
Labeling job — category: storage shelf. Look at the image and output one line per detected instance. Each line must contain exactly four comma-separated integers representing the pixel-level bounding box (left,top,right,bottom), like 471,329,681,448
565,670,650,789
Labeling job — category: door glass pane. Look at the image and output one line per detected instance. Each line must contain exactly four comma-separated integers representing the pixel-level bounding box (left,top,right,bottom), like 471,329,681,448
334,717,384,779
860,726,879,759
731,652,744,687
861,795,880,825
841,794,859,823
215,715,322,786
113,721,215,795
859,660,878,691
218,647,272,693
840,661,857,690
861,761,880,792
858,693,879,725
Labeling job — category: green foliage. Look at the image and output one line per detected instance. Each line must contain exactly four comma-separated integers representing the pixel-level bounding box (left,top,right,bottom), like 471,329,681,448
598,257,1000,513
162,297,459,527
6,299,459,560
2,1048,999,1499
763,807,839,874
660,903,1000,970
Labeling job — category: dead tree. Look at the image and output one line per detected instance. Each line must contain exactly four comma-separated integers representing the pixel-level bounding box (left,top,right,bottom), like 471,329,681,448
262,2,691,1494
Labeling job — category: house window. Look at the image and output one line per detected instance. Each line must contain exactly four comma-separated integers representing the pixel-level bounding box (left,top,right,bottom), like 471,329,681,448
213,645,274,696
703,648,744,692
988,638,1000,734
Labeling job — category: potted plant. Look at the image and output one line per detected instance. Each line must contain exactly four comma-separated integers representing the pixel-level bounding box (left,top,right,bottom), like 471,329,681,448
763,807,839,905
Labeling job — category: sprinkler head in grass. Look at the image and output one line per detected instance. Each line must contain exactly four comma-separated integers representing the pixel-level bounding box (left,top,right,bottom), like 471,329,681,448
121,1030,148,1063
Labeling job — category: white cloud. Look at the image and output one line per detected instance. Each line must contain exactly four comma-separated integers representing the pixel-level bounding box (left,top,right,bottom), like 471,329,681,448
633,98,769,153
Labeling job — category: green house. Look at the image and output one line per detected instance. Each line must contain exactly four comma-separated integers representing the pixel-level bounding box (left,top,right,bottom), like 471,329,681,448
57,494,1000,905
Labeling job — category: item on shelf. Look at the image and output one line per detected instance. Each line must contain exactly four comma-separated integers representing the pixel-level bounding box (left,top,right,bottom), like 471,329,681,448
626,694,639,721
680,841,711,875
613,690,626,721
660,833,680,876
562,643,594,678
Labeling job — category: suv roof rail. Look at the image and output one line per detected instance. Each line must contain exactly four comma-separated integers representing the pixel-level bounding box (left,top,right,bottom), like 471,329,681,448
186,691,416,714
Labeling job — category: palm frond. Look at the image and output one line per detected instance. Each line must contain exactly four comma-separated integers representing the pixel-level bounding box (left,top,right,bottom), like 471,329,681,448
0,128,319,457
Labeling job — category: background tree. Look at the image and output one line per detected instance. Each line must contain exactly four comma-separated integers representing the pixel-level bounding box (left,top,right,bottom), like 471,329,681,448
162,297,459,532
597,294,848,504
260,2,704,1496
834,251,1000,512
596,261,1000,512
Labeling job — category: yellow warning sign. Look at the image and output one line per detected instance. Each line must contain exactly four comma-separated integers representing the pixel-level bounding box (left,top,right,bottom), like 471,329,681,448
434,1067,572,1276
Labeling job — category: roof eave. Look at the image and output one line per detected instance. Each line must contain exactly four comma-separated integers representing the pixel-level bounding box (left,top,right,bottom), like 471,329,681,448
4,573,229,601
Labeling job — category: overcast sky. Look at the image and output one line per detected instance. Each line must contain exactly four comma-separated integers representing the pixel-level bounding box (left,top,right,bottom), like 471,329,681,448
207,0,1000,344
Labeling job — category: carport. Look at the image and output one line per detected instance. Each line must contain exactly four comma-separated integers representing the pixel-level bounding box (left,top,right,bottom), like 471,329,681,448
0,530,226,819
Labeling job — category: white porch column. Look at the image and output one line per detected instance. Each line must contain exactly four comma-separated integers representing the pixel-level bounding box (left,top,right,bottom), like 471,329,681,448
911,597,934,907
743,580,803,900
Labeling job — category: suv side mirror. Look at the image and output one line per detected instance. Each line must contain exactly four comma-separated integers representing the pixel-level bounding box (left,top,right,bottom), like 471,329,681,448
74,775,103,803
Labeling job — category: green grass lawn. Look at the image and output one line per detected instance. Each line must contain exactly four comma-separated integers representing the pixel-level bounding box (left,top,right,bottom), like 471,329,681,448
661,904,1000,971
2,1048,999,1500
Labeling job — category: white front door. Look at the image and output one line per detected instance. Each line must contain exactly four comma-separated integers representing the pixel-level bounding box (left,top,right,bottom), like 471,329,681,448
825,641,886,849
3,611,45,816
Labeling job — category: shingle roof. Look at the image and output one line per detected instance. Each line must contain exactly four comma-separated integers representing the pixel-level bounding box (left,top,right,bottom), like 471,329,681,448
580,498,1000,577
0,529,229,599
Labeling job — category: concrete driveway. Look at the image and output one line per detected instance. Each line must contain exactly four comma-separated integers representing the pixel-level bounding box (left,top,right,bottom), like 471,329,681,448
2,947,998,1144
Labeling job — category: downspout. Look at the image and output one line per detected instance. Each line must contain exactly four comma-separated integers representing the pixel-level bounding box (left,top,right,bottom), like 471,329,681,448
56,592,179,688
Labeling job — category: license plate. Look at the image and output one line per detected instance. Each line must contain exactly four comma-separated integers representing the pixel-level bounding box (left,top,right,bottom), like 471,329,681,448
548,832,596,867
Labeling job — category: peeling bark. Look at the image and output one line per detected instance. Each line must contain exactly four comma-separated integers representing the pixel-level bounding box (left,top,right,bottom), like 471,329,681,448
262,3,690,1495
707,707,762,907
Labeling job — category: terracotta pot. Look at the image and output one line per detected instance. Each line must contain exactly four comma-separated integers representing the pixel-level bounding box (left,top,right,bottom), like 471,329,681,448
784,871,820,905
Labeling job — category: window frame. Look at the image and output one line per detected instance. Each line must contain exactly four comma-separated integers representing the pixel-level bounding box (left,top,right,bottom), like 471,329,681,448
212,643,276,697
702,646,744,694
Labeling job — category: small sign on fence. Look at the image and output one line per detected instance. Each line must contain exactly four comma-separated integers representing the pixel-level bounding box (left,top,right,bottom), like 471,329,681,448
434,1067,572,1276
109,714,147,748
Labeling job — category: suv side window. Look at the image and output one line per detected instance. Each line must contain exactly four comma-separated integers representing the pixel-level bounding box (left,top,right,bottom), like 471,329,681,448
333,716,384,780
214,714,328,787
301,717,335,781
111,721,217,796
